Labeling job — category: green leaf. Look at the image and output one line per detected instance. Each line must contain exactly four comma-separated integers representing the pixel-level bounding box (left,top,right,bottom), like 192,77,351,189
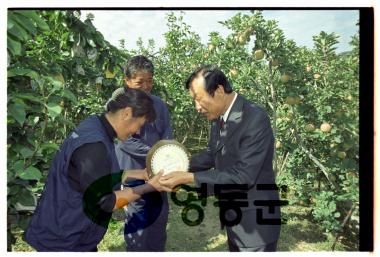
7,67,39,79
334,212,341,218
18,215,32,230
7,67,30,77
25,70,39,79
7,37,22,56
52,81,63,91
14,10,49,31
342,159,357,170
8,103,26,125
33,116,40,124
8,22,31,41
7,184,22,196
40,142,59,152
14,160,25,172
11,93,43,104
62,89,77,103
46,75,64,90
7,18,15,30
18,166,42,180
329,202,337,212
14,188,36,207
13,12,37,35
8,160,24,181
46,102,62,119
20,147,34,158
87,38,96,47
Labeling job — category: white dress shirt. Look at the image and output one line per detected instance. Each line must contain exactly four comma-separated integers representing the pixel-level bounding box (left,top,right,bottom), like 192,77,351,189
221,92,238,123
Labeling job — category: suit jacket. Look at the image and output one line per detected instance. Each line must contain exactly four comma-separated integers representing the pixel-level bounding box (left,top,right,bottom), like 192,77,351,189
191,94,281,248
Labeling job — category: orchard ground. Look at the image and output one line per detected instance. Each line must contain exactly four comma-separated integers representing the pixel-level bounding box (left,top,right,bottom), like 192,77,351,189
12,198,357,251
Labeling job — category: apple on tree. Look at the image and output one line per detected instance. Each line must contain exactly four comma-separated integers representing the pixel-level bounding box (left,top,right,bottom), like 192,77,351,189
294,96,301,105
254,49,265,60
346,94,353,101
305,123,315,132
229,68,238,77
238,35,246,44
337,151,347,159
313,73,321,80
281,74,291,83
285,96,296,105
270,59,279,66
320,122,332,133
105,69,116,79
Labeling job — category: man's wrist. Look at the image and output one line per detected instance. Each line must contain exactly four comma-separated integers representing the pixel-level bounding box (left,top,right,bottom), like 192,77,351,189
185,172,195,184
131,183,155,195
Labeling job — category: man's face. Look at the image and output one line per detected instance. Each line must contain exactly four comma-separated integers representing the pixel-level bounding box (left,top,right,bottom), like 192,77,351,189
116,107,147,141
189,76,224,121
121,116,146,141
125,70,153,93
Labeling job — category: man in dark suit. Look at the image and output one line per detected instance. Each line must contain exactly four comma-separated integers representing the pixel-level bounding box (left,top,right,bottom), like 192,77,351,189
160,64,281,251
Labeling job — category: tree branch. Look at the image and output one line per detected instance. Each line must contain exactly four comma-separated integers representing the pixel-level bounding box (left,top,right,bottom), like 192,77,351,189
288,112,338,190
331,202,357,251
278,151,290,176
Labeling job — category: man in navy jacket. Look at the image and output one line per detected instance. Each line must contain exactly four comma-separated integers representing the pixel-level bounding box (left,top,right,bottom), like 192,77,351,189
25,88,169,251
115,56,172,251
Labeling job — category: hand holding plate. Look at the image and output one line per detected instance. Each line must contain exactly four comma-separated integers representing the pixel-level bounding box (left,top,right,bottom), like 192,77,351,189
159,171,194,189
147,170,173,192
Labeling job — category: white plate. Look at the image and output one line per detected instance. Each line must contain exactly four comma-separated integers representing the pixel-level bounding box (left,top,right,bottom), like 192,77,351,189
146,140,190,175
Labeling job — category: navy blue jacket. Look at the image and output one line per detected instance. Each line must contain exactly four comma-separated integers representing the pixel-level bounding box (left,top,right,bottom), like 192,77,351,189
25,115,120,251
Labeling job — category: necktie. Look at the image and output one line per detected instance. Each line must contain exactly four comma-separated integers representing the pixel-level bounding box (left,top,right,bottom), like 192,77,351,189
219,118,225,129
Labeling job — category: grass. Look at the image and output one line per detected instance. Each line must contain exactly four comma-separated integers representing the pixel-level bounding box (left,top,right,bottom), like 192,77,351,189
98,195,228,251
12,197,358,252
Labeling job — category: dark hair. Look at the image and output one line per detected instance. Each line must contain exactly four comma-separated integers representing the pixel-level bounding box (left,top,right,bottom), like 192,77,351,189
124,55,154,78
105,87,156,122
185,64,233,96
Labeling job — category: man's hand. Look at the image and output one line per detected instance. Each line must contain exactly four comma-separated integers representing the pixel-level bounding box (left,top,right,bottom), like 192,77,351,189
159,171,194,189
147,171,173,192
122,168,149,182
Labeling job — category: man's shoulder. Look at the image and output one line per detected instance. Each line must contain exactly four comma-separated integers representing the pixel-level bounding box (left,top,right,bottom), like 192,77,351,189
150,94,170,112
237,94,270,123
150,94,165,104
238,94,266,114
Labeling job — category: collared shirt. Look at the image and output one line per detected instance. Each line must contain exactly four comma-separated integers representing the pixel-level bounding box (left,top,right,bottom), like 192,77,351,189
221,92,238,123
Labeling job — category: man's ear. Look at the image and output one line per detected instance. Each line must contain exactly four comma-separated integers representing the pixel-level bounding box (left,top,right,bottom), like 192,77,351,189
215,85,225,96
123,107,133,120
124,77,130,87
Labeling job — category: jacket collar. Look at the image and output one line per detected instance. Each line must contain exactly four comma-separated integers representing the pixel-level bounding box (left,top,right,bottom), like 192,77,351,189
215,93,244,152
